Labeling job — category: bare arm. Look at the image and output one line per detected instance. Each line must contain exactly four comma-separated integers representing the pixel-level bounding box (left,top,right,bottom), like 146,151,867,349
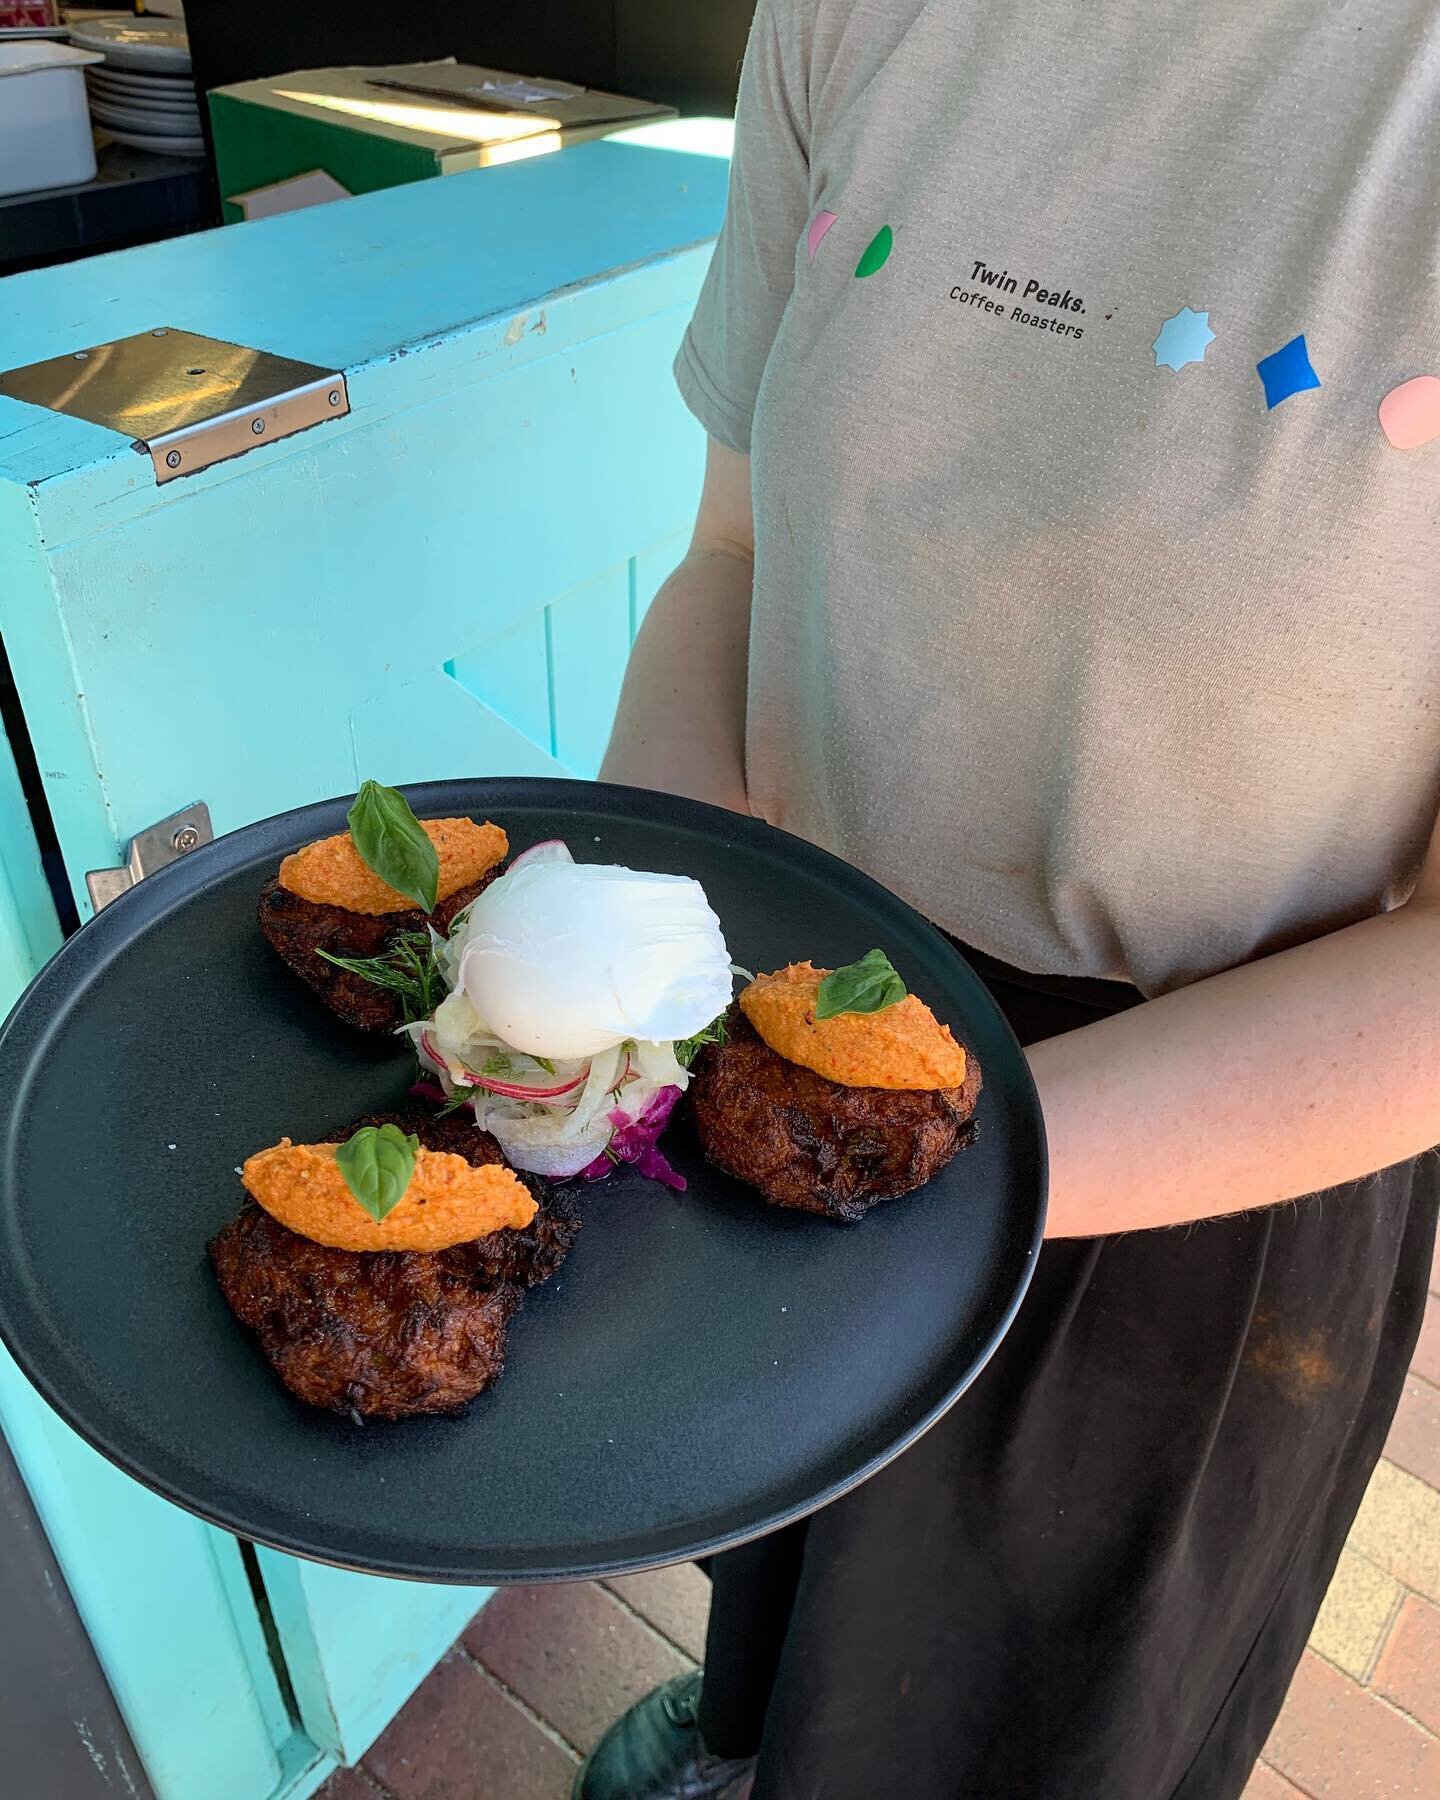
1034,811,1440,1236
600,439,755,813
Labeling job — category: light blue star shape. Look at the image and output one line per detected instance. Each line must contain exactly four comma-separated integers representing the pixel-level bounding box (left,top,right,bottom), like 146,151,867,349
1153,306,1216,373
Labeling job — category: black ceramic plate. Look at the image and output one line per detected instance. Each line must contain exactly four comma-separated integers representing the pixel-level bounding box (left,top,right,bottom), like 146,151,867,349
0,780,1044,1582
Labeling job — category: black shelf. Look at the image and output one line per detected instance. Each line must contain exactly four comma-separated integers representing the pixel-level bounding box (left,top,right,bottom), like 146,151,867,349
0,139,215,275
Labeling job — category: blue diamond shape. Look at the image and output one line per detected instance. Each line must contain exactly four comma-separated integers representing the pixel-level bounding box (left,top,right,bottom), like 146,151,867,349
1256,334,1320,409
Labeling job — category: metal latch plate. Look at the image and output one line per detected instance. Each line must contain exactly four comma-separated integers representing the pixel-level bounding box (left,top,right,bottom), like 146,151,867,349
0,329,349,483
85,803,214,913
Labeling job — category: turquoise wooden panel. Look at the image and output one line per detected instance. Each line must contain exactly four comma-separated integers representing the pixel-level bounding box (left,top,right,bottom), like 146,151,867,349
551,564,633,777
0,139,729,498
0,480,116,894
0,1343,305,1800
0,713,61,990
3,298,707,915
351,661,565,790
256,1553,491,1766
447,607,555,759
271,1742,336,1800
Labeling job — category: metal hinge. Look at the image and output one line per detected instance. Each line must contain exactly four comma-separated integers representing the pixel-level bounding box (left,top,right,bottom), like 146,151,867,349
0,328,350,485
85,803,213,912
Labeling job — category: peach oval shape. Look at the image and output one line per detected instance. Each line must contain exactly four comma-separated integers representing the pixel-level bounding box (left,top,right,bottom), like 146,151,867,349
806,210,838,263
1378,374,1440,451
739,962,968,1090
279,817,507,914
243,1138,536,1251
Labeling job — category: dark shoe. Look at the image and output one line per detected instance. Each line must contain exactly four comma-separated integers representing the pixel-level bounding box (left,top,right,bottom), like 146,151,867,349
573,1670,757,1800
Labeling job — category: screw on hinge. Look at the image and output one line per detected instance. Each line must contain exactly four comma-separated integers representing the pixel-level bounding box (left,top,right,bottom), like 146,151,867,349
328,389,342,406
172,826,201,852
251,417,266,435
165,449,182,468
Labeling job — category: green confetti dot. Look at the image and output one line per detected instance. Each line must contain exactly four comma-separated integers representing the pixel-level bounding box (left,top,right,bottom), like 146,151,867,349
855,225,893,279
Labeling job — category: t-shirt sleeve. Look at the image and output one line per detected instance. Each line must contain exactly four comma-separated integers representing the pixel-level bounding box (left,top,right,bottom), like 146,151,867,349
674,0,812,455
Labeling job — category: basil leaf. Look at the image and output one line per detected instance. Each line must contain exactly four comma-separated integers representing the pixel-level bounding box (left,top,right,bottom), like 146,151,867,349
815,950,908,1020
335,1124,419,1223
347,780,440,914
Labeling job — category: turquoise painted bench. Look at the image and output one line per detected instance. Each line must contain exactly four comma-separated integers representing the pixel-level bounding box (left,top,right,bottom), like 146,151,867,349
0,129,728,1799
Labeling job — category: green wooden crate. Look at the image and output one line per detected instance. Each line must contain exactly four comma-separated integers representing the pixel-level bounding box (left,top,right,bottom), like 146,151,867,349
210,60,675,223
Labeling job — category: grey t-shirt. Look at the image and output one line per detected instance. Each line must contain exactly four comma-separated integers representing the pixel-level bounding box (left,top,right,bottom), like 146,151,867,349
675,0,1440,995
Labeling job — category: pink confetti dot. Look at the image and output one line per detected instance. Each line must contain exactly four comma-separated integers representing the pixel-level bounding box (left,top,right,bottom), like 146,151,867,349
1378,374,1440,451
807,210,838,264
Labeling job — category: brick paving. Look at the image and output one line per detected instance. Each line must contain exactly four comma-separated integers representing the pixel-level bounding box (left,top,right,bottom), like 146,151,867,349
325,1244,1440,1800
463,1583,691,1758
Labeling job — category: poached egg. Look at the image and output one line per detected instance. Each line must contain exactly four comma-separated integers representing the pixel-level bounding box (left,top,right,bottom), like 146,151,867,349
453,851,733,1059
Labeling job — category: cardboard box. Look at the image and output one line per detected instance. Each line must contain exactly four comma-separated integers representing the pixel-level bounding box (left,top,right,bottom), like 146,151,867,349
209,60,675,223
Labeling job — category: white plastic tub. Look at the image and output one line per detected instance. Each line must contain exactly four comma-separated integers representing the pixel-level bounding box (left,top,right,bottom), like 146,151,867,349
0,40,104,199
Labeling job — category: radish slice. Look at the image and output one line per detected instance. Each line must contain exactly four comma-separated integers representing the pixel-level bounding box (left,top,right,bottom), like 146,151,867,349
474,1069,586,1101
418,1029,586,1100
508,839,573,873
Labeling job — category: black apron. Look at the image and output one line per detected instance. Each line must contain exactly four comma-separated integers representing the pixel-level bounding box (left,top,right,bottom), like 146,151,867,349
697,952,1438,1800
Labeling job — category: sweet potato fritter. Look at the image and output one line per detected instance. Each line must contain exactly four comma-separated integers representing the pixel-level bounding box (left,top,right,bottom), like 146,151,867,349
690,1007,981,1223
210,1104,578,1420
257,864,501,1033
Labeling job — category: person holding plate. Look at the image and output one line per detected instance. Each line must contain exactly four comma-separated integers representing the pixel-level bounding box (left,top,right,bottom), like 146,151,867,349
575,2,1440,1796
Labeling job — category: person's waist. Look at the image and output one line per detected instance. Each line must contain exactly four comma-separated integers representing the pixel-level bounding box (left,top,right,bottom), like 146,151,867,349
947,936,1144,1023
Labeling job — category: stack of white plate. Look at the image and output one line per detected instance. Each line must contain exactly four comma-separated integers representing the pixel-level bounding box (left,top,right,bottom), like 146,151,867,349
71,13,202,157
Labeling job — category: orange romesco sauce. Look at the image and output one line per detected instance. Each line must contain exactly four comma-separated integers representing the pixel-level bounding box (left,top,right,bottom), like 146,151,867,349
242,1139,536,1251
740,962,968,1091
277,818,507,914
